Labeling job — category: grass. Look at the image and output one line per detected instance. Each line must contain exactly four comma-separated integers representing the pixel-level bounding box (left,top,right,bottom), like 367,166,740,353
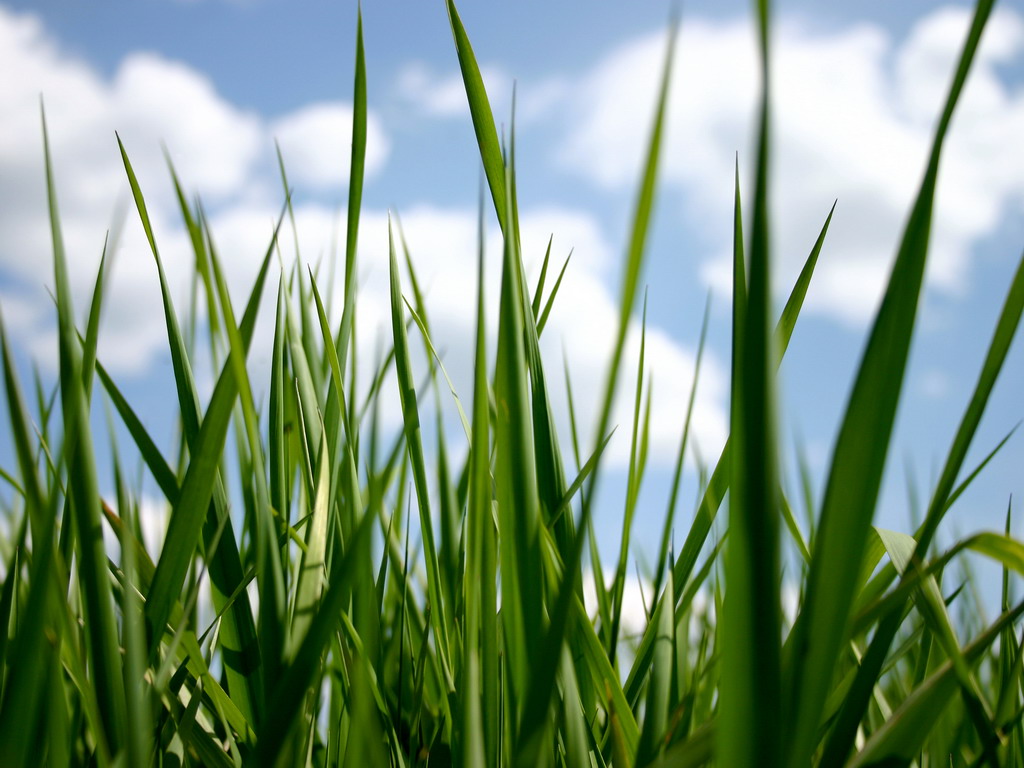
2,0,1024,765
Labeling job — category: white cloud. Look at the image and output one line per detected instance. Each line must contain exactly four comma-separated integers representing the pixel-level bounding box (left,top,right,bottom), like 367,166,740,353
0,5,391,375
395,60,566,123
272,102,389,190
556,8,1024,325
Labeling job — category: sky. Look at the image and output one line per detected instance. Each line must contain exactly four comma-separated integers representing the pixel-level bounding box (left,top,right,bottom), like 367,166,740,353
0,0,1023,609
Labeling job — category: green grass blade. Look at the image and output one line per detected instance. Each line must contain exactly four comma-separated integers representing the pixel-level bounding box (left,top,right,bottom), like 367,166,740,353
45,106,128,753
786,5,996,763
848,598,1024,767
388,215,455,690
719,0,783,761
445,0,507,228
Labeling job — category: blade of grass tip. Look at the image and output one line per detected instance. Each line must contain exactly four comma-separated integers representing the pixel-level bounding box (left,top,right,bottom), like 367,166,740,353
117,135,208,439
81,234,109,399
45,106,128,752
584,14,676,522
996,500,1020,725
445,0,507,228
719,1,783,762
334,6,367,381
531,234,554,319
791,4,999,764
388,215,455,692
536,248,573,338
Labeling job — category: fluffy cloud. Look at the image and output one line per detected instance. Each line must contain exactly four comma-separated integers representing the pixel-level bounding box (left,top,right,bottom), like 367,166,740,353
396,60,567,124
556,8,1024,325
272,102,389,190
0,6,727,470
0,5,388,374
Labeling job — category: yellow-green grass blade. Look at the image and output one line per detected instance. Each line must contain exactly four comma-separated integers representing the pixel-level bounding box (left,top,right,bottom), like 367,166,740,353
874,528,1000,757
445,0,507,229
289,419,331,655
255,508,376,766
719,0,783,761
848,597,1024,767
388,215,455,691
45,107,128,753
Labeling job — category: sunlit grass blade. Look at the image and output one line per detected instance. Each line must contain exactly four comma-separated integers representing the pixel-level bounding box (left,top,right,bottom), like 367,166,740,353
445,0,507,227
848,598,1024,767
787,6,997,763
387,215,455,690
44,105,128,754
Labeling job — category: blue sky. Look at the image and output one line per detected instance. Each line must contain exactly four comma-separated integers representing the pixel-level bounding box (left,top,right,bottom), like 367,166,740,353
1,0,1023,605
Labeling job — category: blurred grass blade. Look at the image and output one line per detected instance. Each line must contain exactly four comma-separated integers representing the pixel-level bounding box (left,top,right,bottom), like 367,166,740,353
719,1,783,762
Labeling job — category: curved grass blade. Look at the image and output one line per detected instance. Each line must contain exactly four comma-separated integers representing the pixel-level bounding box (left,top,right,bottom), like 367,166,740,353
45,106,127,753
786,6,998,763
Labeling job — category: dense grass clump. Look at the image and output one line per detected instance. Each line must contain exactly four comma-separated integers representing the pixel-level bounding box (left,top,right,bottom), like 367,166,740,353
2,0,1024,765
